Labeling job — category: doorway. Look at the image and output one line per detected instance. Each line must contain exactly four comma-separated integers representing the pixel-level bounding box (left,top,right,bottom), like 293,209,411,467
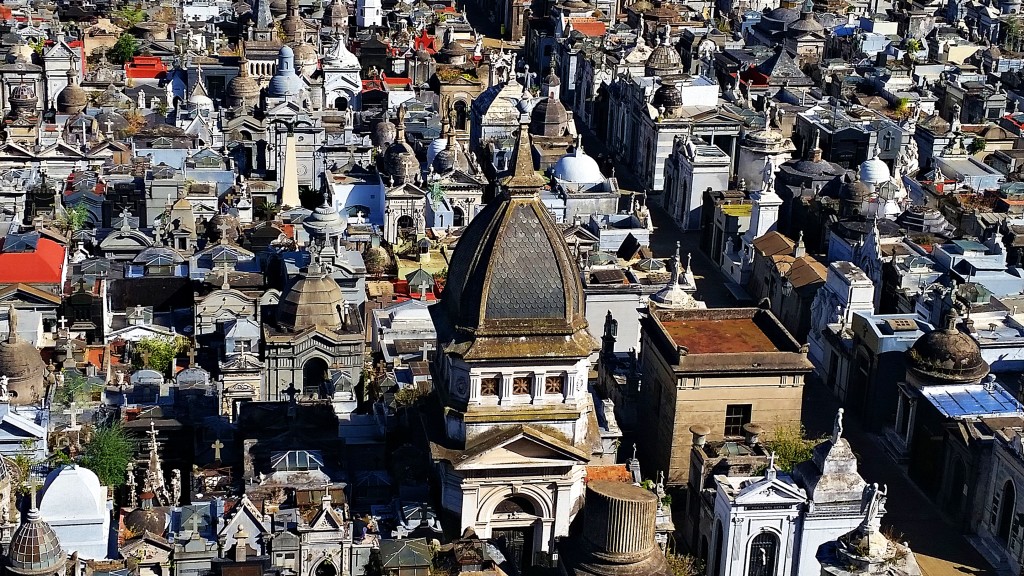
302,357,329,399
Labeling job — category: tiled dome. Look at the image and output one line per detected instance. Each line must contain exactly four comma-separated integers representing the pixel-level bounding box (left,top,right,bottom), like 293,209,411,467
124,505,168,537
6,506,65,576
645,40,682,77
529,97,568,137
0,310,46,406
226,62,260,107
322,0,348,27
56,69,87,115
277,260,346,332
436,122,597,359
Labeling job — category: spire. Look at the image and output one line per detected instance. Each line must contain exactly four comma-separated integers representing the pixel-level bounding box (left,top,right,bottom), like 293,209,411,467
501,121,546,194
257,0,273,30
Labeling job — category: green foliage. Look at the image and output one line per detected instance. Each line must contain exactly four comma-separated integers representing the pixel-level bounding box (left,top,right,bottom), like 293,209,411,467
56,203,90,234
53,373,91,407
433,267,448,280
28,38,45,55
256,202,280,221
115,5,146,26
80,424,133,486
107,33,139,65
905,38,923,55
969,137,987,154
132,335,189,374
363,247,388,278
762,423,822,472
394,385,425,407
666,554,704,576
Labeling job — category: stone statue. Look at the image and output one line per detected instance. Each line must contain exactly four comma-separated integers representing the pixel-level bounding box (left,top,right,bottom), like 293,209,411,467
860,483,887,531
951,104,962,133
761,155,777,194
0,375,9,400
832,408,844,443
171,469,181,505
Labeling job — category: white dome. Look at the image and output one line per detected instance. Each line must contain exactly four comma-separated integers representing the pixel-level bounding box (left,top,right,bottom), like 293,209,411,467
39,465,105,522
426,136,448,166
859,149,890,186
552,147,603,185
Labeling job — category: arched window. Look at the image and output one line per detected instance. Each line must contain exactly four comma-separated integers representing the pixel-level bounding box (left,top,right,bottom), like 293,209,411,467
335,96,349,111
454,100,468,131
999,480,1016,543
747,532,780,576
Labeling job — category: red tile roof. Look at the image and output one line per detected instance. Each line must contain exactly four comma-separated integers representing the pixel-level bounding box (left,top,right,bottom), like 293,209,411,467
125,55,168,79
569,19,606,37
0,237,65,284
585,465,632,483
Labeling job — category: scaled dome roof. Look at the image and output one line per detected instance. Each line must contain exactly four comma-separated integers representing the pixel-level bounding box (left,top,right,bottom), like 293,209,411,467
6,505,65,576
529,97,568,137
276,260,346,332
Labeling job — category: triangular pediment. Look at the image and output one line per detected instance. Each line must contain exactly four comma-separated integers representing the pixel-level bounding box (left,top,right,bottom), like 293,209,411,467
0,142,35,158
309,506,345,531
734,475,807,505
455,427,588,470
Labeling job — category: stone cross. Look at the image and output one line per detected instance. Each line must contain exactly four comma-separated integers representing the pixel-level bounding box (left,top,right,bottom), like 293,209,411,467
57,316,68,331
64,402,82,430
220,262,231,290
419,280,430,300
187,347,197,367
767,451,777,471
217,220,232,244
104,118,113,136
211,438,224,461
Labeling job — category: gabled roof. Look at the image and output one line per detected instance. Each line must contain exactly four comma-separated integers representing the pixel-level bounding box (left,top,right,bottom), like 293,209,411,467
453,425,589,470
0,283,61,305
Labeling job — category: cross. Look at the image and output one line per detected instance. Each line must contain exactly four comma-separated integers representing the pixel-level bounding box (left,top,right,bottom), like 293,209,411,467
57,316,67,331
187,347,197,367
64,402,82,430
211,439,224,461
767,451,777,471
104,118,113,136
217,219,232,244
220,262,232,290
419,280,430,300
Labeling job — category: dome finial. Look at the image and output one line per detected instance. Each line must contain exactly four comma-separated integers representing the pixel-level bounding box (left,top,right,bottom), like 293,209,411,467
943,307,959,333
6,305,17,344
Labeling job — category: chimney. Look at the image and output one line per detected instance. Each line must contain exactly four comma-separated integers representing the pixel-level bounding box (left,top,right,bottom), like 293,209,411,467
743,423,764,446
690,424,710,448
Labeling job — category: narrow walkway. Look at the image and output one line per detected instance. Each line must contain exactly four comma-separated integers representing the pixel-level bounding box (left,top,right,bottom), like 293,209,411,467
802,378,994,576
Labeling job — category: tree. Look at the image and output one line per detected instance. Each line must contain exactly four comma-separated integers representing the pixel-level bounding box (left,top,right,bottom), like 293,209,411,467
132,335,189,374
80,424,133,486
969,137,988,154
54,373,91,407
666,554,704,576
55,204,90,235
1005,17,1024,52
123,110,147,136
363,247,388,278
107,33,139,65
905,38,923,57
115,5,146,27
762,423,822,472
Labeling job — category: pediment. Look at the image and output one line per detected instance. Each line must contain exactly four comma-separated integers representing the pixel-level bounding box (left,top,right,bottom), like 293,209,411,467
309,507,345,531
455,429,588,470
734,476,806,505
0,142,34,158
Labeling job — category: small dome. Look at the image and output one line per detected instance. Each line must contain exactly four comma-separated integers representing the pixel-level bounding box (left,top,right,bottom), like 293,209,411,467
226,65,260,106
268,46,305,97
56,71,87,115
190,89,213,108
529,97,568,137
788,11,824,33
432,147,456,173
631,0,653,11
303,199,347,239
0,320,46,406
765,6,800,21
840,174,871,202
322,0,348,26
906,311,989,384
373,120,397,146
385,140,419,183
270,0,288,15
6,506,65,576
645,42,682,77
9,83,37,111
859,148,890,185
552,145,604,185
291,42,319,65
277,261,346,332
440,39,468,58
651,83,682,110
124,506,168,537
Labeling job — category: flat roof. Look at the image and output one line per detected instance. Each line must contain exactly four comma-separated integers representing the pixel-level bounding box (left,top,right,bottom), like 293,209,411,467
921,383,1023,419
661,317,780,354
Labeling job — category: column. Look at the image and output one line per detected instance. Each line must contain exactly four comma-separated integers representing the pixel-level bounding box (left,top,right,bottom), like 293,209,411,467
499,373,511,404
468,375,480,403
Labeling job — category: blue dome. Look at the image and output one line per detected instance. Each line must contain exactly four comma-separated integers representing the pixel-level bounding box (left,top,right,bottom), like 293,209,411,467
268,46,304,97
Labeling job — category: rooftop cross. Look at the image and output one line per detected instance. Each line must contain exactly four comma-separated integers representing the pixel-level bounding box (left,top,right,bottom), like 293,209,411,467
64,402,82,430
211,438,224,461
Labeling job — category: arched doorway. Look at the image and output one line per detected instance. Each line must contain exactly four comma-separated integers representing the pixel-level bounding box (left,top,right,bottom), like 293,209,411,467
335,96,349,111
747,532,780,576
397,215,414,230
712,521,724,576
999,480,1016,543
453,206,465,227
314,561,337,576
492,496,537,572
302,357,329,399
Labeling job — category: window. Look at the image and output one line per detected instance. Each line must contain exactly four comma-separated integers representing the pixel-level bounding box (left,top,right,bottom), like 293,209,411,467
747,532,780,576
724,404,752,437
480,375,500,396
512,376,532,395
545,375,564,395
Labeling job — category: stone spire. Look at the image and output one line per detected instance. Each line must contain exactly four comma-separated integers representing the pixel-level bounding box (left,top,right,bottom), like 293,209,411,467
145,421,166,498
280,129,300,208
256,0,273,32
501,121,546,195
